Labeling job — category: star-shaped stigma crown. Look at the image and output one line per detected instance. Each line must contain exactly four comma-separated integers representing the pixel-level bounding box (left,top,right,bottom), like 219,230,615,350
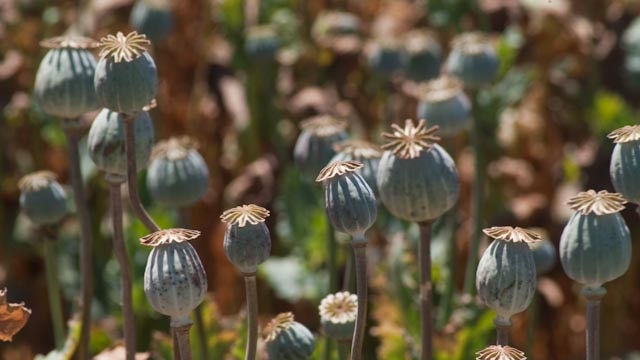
18,171,57,192
139,228,201,246
40,35,100,49
315,160,363,182
220,204,270,227
381,119,440,159
607,125,640,143
319,291,357,324
333,139,382,159
418,75,463,103
451,32,492,55
151,136,199,161
98,31,150,63
476,345,526,360
567,190,627,216
300,115,348,137
483,226,541,244
263,312,295,342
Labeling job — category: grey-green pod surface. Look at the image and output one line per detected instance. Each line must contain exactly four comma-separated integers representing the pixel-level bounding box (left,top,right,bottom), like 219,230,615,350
18,171,68,225
445,32,499,89
330,140,382,195
416,76,470,136
528,238,557,275
129,0,173,42
221,204,271,274
293,115,348,181
264,313,316,360
609,126,640,204
404,30,442,83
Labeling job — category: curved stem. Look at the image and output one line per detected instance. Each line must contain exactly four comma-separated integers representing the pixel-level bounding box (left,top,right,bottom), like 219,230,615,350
42,237,65,348
583,287,606,360
244,274,258,360
62,125,93,360
418,221,433,360
107,179,136,360
350,241,368,360
172,323,193,360
123,115,160,233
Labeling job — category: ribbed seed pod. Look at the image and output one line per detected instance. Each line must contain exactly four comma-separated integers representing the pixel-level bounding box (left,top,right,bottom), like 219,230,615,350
404,30,442,83
377,119,459,222
264,312,316,360
18,171,67,225
141,228,207,327
221,204,271,274
244,25,280,60
366,37,407,78
416,75,470,136
34,36,100,119
146,136,209,208
319,291,357,341
608,126,640,204
445,32,499,89
476,227,538,322
129,0,173,42
293,115,349,181
528,235,557,276
311,10,361,54
87,108,154,176
94,31,157,112
331,140,382,195
559,190,631,289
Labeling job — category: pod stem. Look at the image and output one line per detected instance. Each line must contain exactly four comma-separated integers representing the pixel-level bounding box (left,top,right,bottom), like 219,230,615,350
107,179,136,360
123,114,160,233
583,287,606,360
327,227,338,292
418,220,433,360
342,244,355,292
244,274,258,360
172,323,193,360
41,232,65,348
62,124,93,360
351,240,368,360
494,317,511,346
338,339,351,359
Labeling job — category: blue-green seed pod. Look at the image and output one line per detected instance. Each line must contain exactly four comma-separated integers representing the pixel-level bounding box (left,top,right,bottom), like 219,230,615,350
264,312,316,360
129,0,173,42
141,228,207,327
623,17,640,55
34,36,100,119
377,119,459,222
87,108,154,176
221,205,271,274
445,32,499,89
330,140,382,195
609,126,640,204
18,171,68,225
527,235,557,275
317,161,377,240
476,227,538,321
404,30,442,83
245,25,280,60
416,75,470,136
146,137,209,208
319,291,357,341
94,31,157,112
366,38,407,78
311,10,362,54
559,190,631,289
293,115,349,181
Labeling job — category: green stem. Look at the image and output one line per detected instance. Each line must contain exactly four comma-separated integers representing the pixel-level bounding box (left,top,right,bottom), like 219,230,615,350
526,293,538,360
351,240,368,360
244,274,258,360
42,237,65,348
172,323,193,360
338,340,351,359
437,211,456,328
583,287,606,360
494,316,511,346
342,244,355,292
327,227,338,292
323,338,334,360
418,221,433,360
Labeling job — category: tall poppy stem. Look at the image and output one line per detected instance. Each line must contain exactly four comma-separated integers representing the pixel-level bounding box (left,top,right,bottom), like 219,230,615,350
418,221,433,360
350,239,368,360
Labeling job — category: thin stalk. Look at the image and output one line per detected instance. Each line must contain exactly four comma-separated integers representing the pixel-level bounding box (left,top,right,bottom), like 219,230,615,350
437,210,456,328
323,338,334,360
327,227,338,292
338,340,351,359
418,221,433,360
107,178,136,360
342,244,355,292
583,287,606,360
42,237,65,348
62,124,93,360
172,323,193,360
526,293,539,360
351,239,368,360
244,274,258,360
123,114,160,233
494,317,511,346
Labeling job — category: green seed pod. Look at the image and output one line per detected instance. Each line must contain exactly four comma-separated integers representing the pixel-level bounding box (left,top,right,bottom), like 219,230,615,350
244,25,280,60
146,137,209,208
141,228,207,327
318,291,357,341
445,32,499,89
94,31,157,112
416,76,470,136
129,0,173,42
18,171,67,225
559,190,631,289
311,10,361,54
609,126,640,204
527,234,557,275
476,227,538,321
293,115,349,181
404,30,442,83
366,37,407,78
34,36,100,119
87,108,154,176
331,140,382,195
264,312,316,360
221,205,271,274
377,119,459,222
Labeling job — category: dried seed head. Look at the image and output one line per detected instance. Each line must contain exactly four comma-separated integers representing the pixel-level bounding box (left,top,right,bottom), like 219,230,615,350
300,115,348,137
99,31,150,63
316,160,363,182
0,288,31,342
333,140,382,159
451,32,492,55
151,136,199,161
607,125,640,143
417,75,464,103
140,228,201,246
263,312,295,342
319,292,357,324
476,345,526,360
483,226,542,244
381,119,440,159
567,190,627,215
40,35,100,49
220,204,270,227
18,171,57,191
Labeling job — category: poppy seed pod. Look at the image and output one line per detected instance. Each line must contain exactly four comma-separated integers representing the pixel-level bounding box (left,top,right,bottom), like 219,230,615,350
264,312,316,360
366,37,407,78
319,291,357,341
416,75,471,136
476,227,538,322
244,25,280,60
221,205,271,274
377,119,459,222
445,32,499,89
87,108,154,176
293,115,349,181
34,36,100,119
129,0,173,42
18,171,68,225
609,126,640,204
146,136,209,208
528,236,557,276
331,139,382,195
311,10,361,54
559,190,632,289
141,228,207,327
94,32,158,112
404,30,442,83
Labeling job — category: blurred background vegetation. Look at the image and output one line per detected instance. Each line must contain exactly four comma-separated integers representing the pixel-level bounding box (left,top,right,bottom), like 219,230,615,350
2,0,640,359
